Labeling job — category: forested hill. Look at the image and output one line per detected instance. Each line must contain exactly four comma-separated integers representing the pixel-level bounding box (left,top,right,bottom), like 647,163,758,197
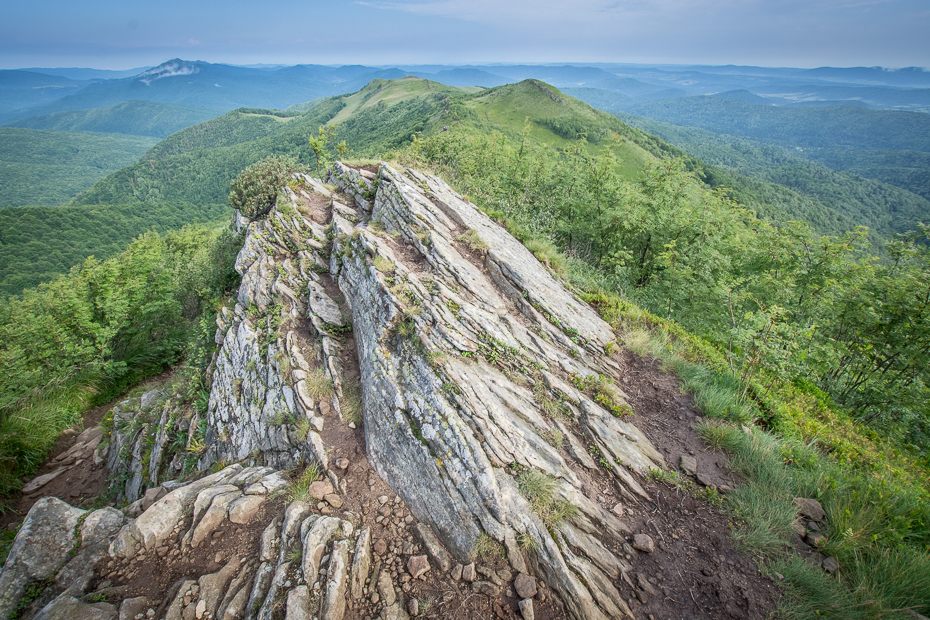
68,78,681,207
67,76,920,244
614,113,930,240
4,100,225,138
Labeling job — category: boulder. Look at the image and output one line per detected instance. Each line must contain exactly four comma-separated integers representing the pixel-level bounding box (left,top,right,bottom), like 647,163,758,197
286,585,311,620
794,497,826,522
349,527,372,600
414,523,453,573
33,596,116,620
228,494,266,524
0,497,84,618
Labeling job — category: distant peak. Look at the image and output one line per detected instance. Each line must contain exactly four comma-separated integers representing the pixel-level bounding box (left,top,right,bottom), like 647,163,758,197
137,59,199,85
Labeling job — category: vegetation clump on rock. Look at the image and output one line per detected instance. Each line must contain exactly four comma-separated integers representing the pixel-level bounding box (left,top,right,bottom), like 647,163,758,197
227,155,299,220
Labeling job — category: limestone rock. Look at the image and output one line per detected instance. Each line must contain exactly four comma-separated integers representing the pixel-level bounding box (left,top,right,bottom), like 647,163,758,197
118,596,149,620
33,596,117,620
377,570,396,606
198,557,241,616
680,454,697,475
349,527,372,600
632,534,655,553
260,516,282,562
302,516,342,586
519,598,535,620
229,494,266,524
56,507,126,596
414,523,452,573
794,497,826,522
191,491,241,548
329,163,665,620
22,469,66,494
286,585,311,620
322,539,349,620
472,581,501,597
462,563,476,583
309,481,335,501
113,466,243,558
279,501,312,564
0,497,84,618
514,573,537,599
379,602,410,620
407,555,430,579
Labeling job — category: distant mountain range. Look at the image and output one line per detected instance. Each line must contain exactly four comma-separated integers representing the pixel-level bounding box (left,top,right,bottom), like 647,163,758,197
3,59,928,127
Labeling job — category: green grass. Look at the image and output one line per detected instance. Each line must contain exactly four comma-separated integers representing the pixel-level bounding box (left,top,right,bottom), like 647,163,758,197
371,255,396,274
633,328,930,619
285,462,322,503
340,380,362,426
304,367,335,400
515,468,578,527
472,533,504,564
454,229,488,253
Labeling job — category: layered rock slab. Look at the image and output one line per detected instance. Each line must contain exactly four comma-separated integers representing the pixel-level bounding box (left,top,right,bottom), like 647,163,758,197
330,162,665,620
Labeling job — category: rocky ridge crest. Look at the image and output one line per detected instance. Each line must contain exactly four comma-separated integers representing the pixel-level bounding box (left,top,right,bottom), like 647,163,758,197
1,161,779,620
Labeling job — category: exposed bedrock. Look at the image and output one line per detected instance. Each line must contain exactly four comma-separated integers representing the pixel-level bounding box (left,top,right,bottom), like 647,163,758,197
330,163,664,620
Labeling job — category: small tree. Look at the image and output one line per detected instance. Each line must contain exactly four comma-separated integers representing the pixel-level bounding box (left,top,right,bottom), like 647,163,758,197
228,156,297,220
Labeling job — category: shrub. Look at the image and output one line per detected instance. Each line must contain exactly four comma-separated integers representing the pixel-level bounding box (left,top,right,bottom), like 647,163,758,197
228,156,299,220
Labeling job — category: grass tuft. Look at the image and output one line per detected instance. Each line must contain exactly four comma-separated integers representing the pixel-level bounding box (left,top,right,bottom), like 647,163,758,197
285,462,322,503
371,255,396,274
455,229,488,253
516,468,578,526
472,533,504,563
341,380,363,426
305,367,335,400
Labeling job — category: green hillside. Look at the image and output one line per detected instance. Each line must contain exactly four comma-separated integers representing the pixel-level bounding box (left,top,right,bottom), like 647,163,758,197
607,95,930,152
142,107,303,160
0,127,158,206
802,147,930,202
0,201,226,296
615,114,930,239
72,78,686,207
4,100,224,138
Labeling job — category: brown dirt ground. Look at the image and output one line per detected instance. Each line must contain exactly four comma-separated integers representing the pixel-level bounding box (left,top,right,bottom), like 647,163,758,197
1,372,173,532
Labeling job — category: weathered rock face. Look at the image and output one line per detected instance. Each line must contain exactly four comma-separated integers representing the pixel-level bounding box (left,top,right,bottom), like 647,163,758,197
202,175,349,472
0,498,84,618
327,163,665,620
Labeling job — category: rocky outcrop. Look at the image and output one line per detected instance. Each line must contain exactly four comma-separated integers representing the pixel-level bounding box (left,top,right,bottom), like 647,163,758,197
4,162,677,620
326,162,664,619
202,174,349,472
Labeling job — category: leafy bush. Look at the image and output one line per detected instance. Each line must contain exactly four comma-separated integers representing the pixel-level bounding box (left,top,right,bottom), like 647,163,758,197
228,156,299,220
0,225,240,502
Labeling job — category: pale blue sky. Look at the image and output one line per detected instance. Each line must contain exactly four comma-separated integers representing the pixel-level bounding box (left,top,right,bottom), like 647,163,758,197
1,0,927,69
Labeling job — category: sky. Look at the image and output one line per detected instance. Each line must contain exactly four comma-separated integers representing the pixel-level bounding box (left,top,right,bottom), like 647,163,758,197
1,0,927,70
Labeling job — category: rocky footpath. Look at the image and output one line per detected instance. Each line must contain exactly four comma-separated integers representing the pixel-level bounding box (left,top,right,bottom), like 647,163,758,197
2,162,787,620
